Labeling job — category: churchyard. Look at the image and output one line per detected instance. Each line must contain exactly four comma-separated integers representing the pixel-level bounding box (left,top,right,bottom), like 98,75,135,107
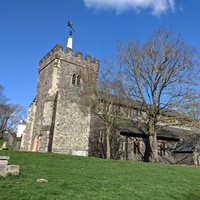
0,139,200,200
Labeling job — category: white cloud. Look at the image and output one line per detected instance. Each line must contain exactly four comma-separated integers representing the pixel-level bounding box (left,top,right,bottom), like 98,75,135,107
83,0,175,16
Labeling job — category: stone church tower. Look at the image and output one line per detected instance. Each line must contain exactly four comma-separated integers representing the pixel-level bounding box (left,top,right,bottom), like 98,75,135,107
21,39,99,156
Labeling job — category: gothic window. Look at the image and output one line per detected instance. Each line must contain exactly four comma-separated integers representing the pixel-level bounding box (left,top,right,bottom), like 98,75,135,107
72,74,76,85
72,74,81,85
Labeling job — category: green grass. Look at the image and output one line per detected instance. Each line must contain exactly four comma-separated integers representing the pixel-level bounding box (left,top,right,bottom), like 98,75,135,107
1,140,200,199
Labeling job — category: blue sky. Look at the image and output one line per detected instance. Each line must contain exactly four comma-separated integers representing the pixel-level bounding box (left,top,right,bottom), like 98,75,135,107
0,0,200,111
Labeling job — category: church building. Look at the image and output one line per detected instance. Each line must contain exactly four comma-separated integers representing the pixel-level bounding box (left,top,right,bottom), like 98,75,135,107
20,23,200,165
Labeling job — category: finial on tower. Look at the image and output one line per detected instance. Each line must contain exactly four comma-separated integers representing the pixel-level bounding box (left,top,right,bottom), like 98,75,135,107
68,20,75,32
67,19,75,50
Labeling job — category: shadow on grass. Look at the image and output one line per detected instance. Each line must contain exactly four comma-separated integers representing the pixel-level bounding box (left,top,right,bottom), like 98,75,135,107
168,192,200,200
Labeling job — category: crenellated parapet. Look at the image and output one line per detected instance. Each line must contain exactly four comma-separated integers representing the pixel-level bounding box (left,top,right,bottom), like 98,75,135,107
75,50,99,65
38,44,100,73
65,48,100,69
70,50,100,74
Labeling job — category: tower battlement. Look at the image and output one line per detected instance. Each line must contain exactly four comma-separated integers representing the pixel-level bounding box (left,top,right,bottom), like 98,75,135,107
39,44,63,72
65,47,100,67
39,44,99,73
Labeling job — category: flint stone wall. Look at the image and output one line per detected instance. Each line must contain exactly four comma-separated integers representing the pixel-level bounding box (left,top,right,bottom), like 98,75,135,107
21,44,99,155
20,100,36,151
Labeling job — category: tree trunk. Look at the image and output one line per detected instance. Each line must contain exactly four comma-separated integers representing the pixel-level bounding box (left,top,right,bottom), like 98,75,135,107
148,120,159,163
99,130,106,159
149,133,159,163
106,123,111,159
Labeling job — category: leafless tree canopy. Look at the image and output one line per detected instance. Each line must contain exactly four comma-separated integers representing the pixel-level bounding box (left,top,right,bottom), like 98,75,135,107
80,27,200,162
0,85,26,137
106,27,200,162
115,27,200,116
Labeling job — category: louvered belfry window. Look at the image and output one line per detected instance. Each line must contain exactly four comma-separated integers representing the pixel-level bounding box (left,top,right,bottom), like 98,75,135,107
72,74,76,85
77,75,80,85
72,74,81,85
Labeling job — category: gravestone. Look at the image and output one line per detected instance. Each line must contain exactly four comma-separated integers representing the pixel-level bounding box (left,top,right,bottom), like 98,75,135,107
0,156,20,176
0,141,8,150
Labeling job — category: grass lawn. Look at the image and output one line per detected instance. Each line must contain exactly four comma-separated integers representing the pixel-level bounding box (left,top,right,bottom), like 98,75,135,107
0,140,200,200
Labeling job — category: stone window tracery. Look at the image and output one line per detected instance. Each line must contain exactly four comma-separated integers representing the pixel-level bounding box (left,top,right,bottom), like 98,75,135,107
77,75,80,85
72,74,81,85
72,74,76,85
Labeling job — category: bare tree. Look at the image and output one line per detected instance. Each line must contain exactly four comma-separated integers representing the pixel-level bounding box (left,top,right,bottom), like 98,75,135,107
89,119,121,159
0,85,7,105
109,27,200,162
81,69,124,159
0,85,26,137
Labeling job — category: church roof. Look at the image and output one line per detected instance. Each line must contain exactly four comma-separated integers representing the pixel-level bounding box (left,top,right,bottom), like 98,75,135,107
119,123,200,153
174,139,195,153
119,124,200,142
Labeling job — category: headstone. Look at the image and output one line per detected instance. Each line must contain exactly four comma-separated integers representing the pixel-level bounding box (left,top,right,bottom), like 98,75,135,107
0,156,10,165
0,164,8,176
7,165,20,175
1,141,8,150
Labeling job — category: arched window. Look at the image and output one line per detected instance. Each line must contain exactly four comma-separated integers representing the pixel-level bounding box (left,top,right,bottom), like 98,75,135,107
72,74,81,85
72,74,76,85
77,75,80,85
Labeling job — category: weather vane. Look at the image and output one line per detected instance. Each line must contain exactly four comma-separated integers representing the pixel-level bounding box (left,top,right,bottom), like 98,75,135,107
68,19,75,36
